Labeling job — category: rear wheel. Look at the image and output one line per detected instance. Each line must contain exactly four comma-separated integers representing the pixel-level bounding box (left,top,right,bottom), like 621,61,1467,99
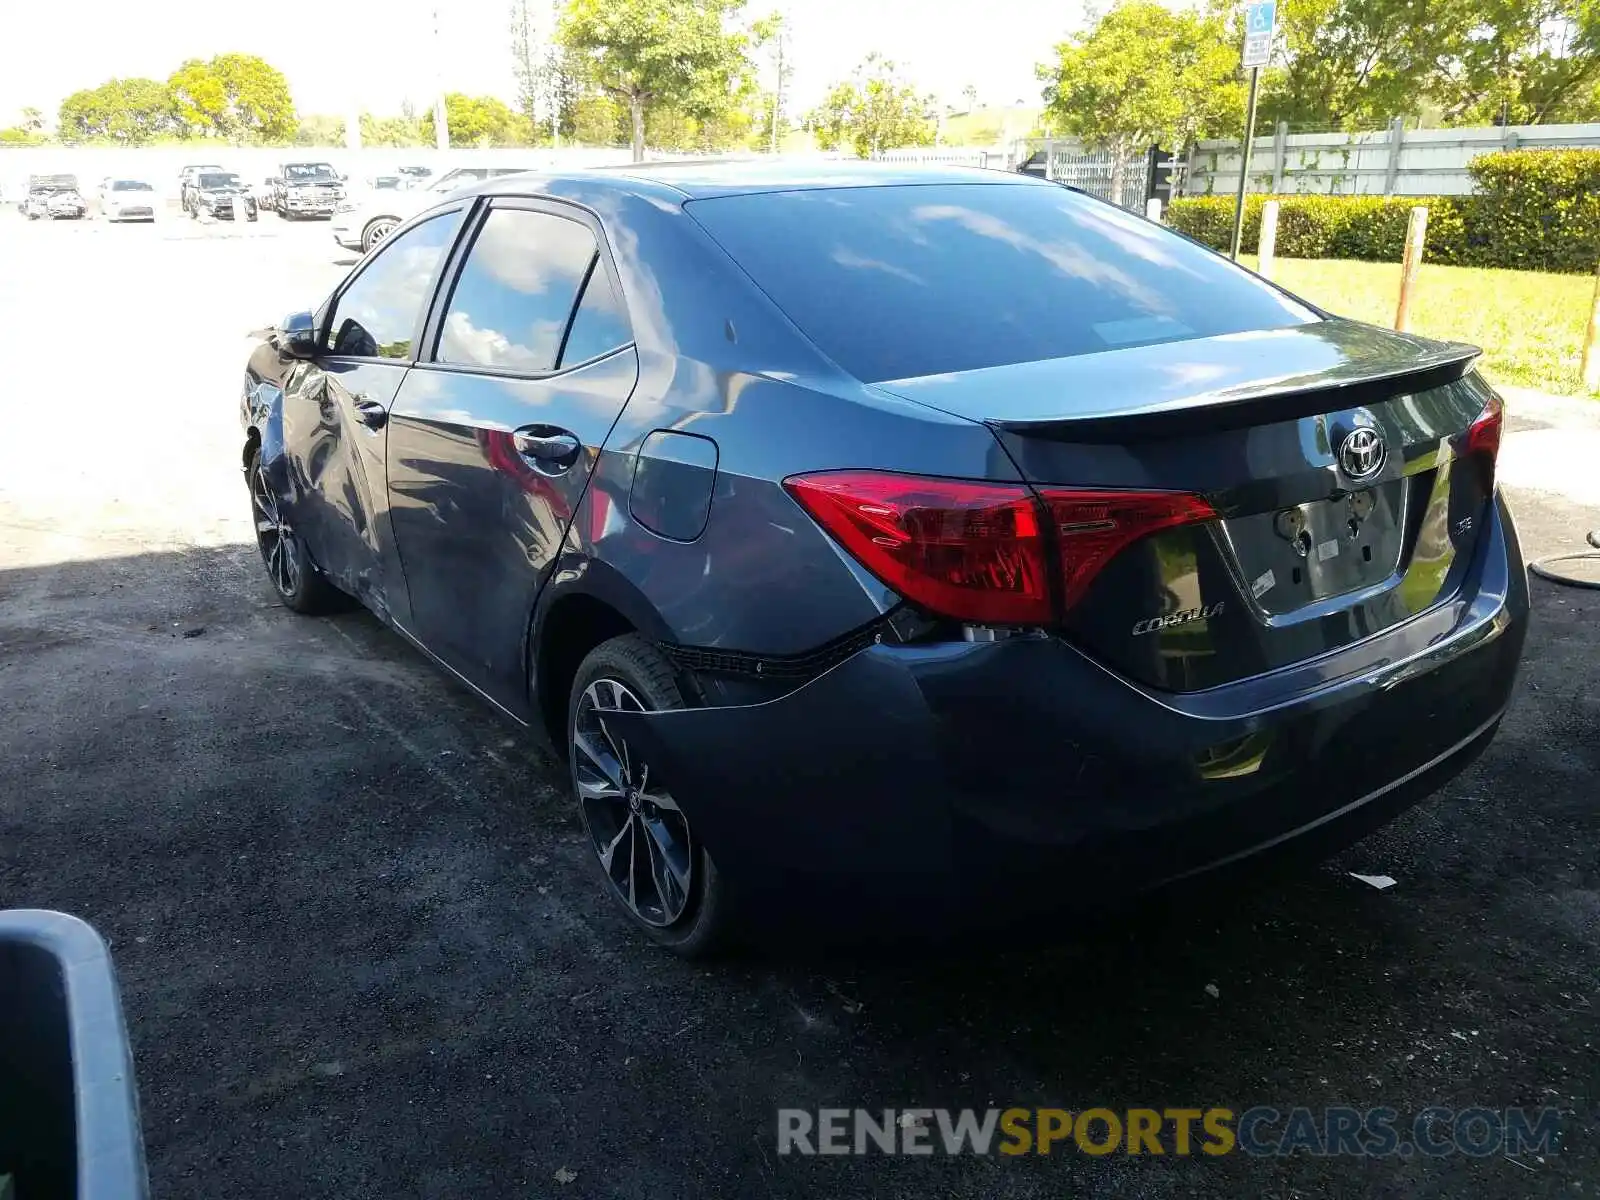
248,449,349,615
568,635,731,956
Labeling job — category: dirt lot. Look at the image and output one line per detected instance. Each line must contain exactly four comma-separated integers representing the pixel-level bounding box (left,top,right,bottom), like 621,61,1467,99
0,211,1596,1199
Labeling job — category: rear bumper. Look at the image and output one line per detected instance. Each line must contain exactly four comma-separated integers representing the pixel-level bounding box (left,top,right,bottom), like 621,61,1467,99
610,495,1529,926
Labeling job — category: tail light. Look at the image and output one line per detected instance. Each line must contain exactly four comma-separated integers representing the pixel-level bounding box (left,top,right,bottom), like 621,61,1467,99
783,471,1214,626
1461,392,1504,494
1037,489,1218,609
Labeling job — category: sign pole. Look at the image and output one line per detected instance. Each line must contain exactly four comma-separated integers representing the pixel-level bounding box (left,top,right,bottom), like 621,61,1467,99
1230,67,1261,260
1232,0,1276,260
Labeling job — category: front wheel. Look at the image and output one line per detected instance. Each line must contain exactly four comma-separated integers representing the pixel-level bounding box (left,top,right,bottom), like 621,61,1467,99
248,449,349,615
568,634,732,956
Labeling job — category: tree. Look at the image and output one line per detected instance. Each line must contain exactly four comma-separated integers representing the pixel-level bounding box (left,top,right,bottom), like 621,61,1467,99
20,107,45,132
361,112,429,147
1430,0,1600,124
557,0,757,161
58,78,180,143
422,93,526,146
168,53,296,141
511,0,557,141
752,11,791,152
962,83,979,112
1038,0,1243,185
293,114,347,146
807,54,937,157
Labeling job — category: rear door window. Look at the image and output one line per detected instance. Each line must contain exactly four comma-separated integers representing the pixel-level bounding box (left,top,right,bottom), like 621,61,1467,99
686,182,1317,383
434,208,599,372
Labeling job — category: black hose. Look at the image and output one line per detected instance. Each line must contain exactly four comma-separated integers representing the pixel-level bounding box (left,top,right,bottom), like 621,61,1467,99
1528,530,1600,588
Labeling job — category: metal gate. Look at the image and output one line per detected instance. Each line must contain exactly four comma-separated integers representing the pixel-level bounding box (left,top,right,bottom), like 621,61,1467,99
1043,145,1151,209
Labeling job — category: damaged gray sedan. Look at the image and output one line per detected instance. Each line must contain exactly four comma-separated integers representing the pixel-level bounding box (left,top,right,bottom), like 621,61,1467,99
239,162,1527,954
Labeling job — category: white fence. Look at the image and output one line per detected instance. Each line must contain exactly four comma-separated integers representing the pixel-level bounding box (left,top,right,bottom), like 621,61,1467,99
871,141,1152,209
1186,120,1600,197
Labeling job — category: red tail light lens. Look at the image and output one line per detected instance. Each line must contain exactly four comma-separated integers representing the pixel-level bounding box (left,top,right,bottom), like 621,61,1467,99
1037,489,1218,609
783,472,1054,625
1462,392,1504,493
784,471,1216,626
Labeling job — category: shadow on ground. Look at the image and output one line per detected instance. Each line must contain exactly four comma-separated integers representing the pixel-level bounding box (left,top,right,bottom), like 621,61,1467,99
0,545,1594,1199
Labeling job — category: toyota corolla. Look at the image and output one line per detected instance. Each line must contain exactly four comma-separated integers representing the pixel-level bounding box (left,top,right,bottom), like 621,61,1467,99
239,163,1527,954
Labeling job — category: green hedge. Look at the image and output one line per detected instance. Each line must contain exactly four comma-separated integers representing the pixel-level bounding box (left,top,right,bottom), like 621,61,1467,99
1166,149,1600,273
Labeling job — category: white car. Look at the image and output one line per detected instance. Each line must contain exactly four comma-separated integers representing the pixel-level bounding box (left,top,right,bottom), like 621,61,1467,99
330,165,539,253
101,179,159,222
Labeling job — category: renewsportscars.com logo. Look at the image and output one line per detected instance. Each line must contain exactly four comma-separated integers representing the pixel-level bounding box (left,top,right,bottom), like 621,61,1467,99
776,1106,1562,1158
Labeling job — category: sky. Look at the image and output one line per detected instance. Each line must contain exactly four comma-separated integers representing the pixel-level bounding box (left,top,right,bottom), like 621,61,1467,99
0,0,1083,127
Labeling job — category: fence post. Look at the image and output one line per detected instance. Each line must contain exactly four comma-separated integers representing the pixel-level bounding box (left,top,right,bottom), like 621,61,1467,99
1582,257,1600,392
1384,116,1405,195
1394,206,1429,332
1145,197,1163,222
1272,122,1288,192
1258,200,1280,279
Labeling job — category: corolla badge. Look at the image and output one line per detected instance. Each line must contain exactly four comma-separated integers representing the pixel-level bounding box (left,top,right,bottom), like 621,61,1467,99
1132,601,1224,636
1337,426,1387,481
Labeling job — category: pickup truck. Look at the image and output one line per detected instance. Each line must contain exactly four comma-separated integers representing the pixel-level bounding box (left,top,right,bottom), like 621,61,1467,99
268,161,346,219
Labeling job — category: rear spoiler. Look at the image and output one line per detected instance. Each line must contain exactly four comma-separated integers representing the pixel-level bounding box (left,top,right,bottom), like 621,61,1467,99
998,340,1482,443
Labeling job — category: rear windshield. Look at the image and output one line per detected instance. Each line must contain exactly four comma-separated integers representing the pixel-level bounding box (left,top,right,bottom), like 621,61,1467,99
686,182,1318,383
112,180,152,192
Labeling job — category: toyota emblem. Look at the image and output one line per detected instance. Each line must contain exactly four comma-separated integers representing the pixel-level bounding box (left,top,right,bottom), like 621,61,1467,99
1337,426,1387,481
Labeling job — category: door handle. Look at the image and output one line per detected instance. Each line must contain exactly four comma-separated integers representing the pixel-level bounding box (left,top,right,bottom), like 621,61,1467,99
513,428,581,467
352,396,388,429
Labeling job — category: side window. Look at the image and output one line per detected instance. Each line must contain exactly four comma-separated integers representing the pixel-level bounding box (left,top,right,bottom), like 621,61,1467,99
325,212,460,359
436,208,597,373
559,264,631,367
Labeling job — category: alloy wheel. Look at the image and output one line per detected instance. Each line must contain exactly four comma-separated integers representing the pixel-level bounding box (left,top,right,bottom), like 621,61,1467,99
364,220,396,252
573,678,693,927
250,461,301,598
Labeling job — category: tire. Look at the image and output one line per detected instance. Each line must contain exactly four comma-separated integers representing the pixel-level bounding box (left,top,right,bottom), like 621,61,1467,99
247,449,350,615
568,634,732,956
360,218,398,254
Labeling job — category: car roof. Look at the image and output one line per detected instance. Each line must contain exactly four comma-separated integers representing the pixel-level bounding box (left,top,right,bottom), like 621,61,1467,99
475,158,1048,202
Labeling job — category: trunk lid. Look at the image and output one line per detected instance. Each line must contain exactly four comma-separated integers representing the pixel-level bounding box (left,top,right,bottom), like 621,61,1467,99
874,319,1498,693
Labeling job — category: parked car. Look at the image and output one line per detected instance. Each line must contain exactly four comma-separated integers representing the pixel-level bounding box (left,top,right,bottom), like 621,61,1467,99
186,171,258,221
100,178,159,222
239,163,1527,955
178,164,225,211
22,175,86,220
270,161,346,219
330,165,536,253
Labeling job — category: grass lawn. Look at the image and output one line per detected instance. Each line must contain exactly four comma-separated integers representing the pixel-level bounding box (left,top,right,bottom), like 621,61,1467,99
1238,256,1600,396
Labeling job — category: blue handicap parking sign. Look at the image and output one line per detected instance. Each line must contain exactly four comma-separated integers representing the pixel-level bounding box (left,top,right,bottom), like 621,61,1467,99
1246,0,1276,33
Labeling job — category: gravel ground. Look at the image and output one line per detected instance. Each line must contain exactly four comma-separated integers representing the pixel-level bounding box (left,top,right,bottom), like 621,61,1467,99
0,212,1595,1199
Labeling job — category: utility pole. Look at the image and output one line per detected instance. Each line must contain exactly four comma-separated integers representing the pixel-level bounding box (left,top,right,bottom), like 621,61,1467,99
1231,0,1276,259
769,23,785,154
432,4,450,151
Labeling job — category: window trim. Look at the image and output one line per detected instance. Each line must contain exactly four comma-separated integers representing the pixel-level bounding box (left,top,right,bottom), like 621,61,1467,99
415,195,636,383
318,199,474,365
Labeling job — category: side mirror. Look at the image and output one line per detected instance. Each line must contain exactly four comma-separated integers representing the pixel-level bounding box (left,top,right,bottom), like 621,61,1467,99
279,310,319,359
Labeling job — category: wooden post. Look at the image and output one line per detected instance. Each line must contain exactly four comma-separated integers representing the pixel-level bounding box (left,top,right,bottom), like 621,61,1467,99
1271,121,1288,192
1258,199,1280,279
1394,206,1429,332
1582,257,1600,393
1145,196,1163,222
